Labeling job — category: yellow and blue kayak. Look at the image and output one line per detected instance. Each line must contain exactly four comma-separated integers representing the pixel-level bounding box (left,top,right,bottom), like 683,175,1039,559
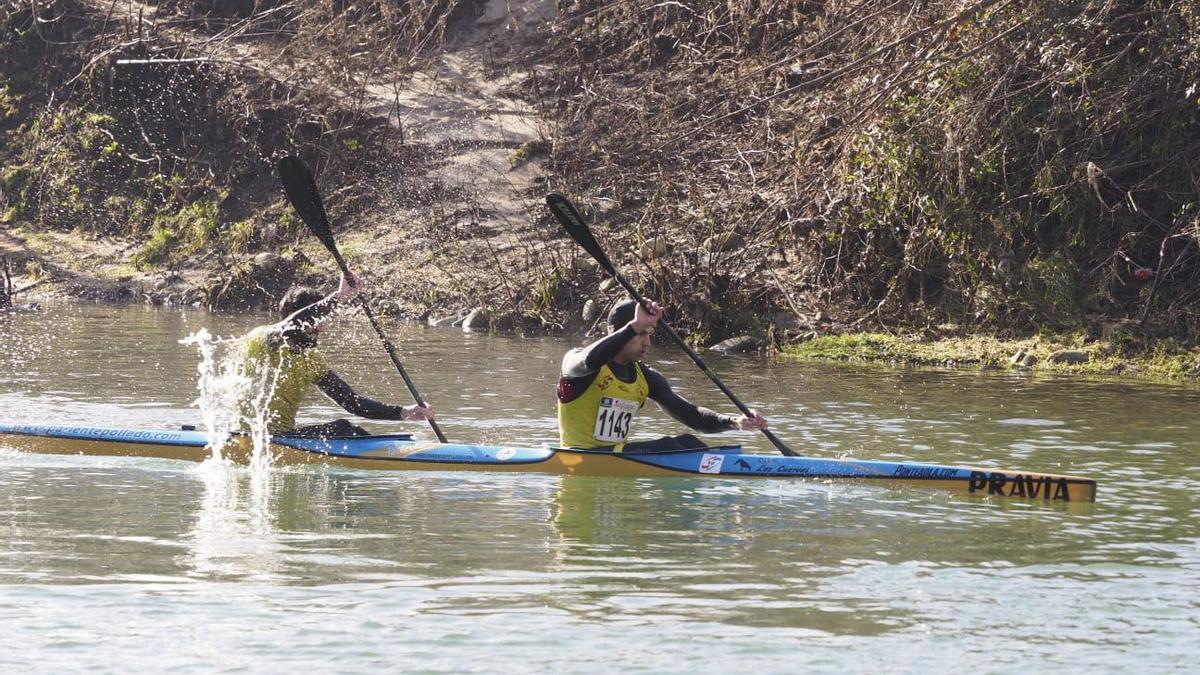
0,423,1097,502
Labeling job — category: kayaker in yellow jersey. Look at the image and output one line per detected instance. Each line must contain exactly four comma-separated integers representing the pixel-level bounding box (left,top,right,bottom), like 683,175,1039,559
240,272,435,438
557,299,767,452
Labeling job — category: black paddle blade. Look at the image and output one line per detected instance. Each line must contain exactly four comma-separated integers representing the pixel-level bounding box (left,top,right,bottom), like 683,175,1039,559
546,193,616,276
277,156,336,254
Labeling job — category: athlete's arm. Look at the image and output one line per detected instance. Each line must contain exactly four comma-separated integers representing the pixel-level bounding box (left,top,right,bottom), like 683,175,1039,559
316,371,433,420
643,365,736,433
560,325,640,378
276,273,363,342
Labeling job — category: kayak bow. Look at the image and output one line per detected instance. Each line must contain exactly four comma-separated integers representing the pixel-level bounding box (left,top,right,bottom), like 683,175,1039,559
0,423,1097,501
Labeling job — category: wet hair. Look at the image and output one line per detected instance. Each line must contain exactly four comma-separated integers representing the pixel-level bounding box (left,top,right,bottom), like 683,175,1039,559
607,299,638,332
278,286,324,318
278,286,325,348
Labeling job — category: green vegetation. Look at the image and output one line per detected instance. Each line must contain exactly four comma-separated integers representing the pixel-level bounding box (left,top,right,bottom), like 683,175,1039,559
508,140,546,170
227,219,257,254
0,83,19,122
784,332,1199,381
130,225,177,269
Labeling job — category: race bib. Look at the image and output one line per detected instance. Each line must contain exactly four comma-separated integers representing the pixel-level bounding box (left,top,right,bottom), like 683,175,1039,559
593,396,638,443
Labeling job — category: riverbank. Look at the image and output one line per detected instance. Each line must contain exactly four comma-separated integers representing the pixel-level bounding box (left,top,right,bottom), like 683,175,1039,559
6,250,1200,385
4,222,1198,382
4,2,1200,372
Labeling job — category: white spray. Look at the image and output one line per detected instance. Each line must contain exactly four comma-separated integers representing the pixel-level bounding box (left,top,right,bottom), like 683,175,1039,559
180,328,279,468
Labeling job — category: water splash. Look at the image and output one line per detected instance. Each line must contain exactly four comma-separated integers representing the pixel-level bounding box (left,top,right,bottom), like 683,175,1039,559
180,328,278,469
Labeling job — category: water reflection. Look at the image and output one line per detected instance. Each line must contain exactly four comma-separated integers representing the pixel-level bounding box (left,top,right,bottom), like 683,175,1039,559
542,476,1100,632
182,460,283,581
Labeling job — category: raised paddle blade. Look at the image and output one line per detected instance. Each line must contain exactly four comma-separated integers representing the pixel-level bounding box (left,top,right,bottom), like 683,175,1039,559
277,156,448,443
546,193,617,276
277,156,337,256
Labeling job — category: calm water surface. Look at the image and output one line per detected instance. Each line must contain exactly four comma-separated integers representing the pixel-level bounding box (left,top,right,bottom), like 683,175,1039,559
0,303,1196,672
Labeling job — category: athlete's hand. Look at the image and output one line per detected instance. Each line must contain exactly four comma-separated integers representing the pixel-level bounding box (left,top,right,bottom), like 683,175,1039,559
403,403,435,421
632,300,663,334
337,272,363,304
735,411,768,431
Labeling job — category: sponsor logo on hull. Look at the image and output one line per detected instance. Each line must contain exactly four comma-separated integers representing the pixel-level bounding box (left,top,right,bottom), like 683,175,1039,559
968,471,1071,501
741,460,814,475
17,425,186,443
893,465,959,479
698,454,725,474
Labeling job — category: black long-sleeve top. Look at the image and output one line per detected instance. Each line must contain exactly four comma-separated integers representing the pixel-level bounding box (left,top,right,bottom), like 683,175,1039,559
316,371,407,419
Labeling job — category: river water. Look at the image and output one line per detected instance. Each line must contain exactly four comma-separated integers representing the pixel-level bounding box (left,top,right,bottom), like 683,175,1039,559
0,303,1195,672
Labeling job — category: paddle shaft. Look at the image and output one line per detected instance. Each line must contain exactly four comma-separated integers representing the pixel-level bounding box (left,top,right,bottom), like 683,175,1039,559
323,246,446,442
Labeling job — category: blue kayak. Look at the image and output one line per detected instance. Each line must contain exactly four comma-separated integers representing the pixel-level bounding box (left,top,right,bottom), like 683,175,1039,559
0,422,1097,501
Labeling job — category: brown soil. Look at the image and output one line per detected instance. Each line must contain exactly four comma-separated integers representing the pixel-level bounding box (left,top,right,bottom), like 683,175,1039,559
3,0,569,329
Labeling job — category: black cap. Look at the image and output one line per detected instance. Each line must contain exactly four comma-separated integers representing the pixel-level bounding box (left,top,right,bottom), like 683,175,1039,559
607,299,638,331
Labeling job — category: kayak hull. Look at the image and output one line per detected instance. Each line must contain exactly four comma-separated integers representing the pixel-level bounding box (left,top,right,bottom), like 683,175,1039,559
0,423,1097,501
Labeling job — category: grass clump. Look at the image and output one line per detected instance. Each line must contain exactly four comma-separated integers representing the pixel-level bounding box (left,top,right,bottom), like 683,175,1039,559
784,331,1200,381
131,224,178,269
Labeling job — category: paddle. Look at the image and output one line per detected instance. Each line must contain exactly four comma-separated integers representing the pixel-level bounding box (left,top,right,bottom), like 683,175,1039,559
277,156,448,443
546,192,799,457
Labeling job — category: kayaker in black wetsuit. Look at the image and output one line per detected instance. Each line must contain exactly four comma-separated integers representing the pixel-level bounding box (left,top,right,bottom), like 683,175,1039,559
557,299,767,452
238,272,435,438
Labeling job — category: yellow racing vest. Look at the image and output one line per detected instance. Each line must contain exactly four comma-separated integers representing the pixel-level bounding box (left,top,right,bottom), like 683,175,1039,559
239,326,330,432
558,362,649,451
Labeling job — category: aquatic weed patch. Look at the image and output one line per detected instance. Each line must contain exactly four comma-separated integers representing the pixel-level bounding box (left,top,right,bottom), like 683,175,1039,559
783,331,1200,381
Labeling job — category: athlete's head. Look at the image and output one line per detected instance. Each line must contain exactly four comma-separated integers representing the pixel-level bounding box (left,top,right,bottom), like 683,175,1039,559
278,286,325,347
607,299,638,332
607,299,653,364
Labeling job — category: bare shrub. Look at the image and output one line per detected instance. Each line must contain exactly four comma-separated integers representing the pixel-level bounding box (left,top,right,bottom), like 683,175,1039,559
540,0,1200,337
